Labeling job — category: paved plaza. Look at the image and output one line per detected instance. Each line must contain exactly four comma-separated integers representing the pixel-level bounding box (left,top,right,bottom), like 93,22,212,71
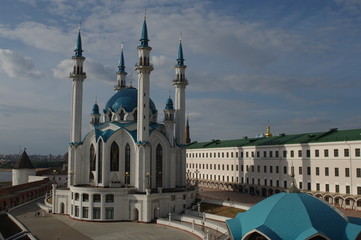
11,198,199,240
8,188,361,239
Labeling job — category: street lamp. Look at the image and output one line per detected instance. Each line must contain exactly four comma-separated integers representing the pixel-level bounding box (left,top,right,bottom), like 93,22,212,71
125,172,130,188
194,169,200,187
146,172,151,189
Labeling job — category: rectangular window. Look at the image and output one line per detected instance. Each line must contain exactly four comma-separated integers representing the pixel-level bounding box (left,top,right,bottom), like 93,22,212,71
105,207,114,220
231,165,234,171
251,152,254,157
335,168,339,177
324,149,329,157
226,165,229,171
236,165,239,171
299,167,302,175
93,207,101,219
251,166,254,172
344,149,349,157
276,166,279,174
357,168,361,178
325,184,329,192
263,151,267,158
276,180,279,187
325,167,329,176
75,206,79,217
82,194,89,202
264,179,267,186
257,165,260,173
316,167,320,176
307,167,311,175
270,166,273,173
334,149,339,157
315,150,319,157
246,152,249,158
264,166,267,173
257,178,260,185
316,183,320,191
106,194,114,203
236,152,238,158
275,151,279,158
358,187,361,195
290,150,294,158
269,151,273,158
240,152,243,158
93,194,101,202
345,168,350,177
222,164,224,170
307,182,311,191
284,181,287,188
346,185,350,194
356,148,361,157
222,152,224,158
306,150,310,158
246,165,249,172
82,207,89,218
226,152,229,158
283,150,287,158
231,152,233,158
335,185,340,193
283,166,287,174
299,182,303,189
298,150,302,158
257,151,260,158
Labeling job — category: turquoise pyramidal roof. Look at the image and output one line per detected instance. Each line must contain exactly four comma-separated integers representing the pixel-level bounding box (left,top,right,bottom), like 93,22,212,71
226,192,361,240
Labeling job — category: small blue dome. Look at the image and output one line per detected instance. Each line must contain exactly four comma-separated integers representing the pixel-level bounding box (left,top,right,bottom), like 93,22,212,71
92,103,99,114
226,193,361,240
104,87,157,114
165,97,174,110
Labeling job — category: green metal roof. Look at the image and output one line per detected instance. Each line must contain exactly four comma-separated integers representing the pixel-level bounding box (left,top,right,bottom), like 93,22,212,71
186,128,361,149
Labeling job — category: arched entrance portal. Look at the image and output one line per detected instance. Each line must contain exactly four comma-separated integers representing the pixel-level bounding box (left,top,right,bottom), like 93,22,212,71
60,202,65,214
132,208,139,221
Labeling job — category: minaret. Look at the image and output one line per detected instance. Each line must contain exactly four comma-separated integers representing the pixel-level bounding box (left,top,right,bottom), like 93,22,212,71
163,97,175,146
68,27,86,187
135,15,153,143
90,100,100,125
173,36,188,145
69,27,86,143
114,44,127,91
185,117,191,144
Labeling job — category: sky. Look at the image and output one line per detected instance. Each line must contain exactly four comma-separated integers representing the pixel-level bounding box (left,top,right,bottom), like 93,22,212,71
0,0,360,155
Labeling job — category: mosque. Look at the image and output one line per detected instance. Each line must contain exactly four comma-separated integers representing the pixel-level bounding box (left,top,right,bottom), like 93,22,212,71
51,16,195,222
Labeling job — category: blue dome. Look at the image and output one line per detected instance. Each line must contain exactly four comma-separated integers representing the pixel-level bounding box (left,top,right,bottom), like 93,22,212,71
104,87,157,114
226,193,361,240
165,97,174,110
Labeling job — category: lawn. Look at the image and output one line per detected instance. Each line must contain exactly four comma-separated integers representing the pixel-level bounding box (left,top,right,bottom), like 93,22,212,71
199,202,246,218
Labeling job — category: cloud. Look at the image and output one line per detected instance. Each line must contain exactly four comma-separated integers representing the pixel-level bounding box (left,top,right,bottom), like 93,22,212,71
0,49,46,79
0,22,71,53
53,58,114,83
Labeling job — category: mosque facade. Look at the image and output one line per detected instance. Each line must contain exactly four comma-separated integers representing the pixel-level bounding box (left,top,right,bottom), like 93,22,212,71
51,17,195,222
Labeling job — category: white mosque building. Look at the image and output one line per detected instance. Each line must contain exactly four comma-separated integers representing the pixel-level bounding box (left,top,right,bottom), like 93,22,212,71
51,17,195,222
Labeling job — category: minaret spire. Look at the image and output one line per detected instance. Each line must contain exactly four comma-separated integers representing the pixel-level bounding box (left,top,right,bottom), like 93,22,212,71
115,43,127,91
177,33,184,66
74,25,83,57
185,116,191,144
140,10,149,47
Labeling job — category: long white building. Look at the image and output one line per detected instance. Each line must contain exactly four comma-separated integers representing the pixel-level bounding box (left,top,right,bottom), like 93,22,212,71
186,127,361,210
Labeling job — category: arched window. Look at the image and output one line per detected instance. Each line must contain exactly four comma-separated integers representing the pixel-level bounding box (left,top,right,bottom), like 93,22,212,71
90,144,96,180
125,143,131,174
156,144,163,188
244,231,267,240
98,139,103,183
110,142,119,171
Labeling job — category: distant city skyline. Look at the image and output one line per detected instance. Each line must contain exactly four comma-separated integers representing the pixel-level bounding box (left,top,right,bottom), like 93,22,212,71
0,0,360,155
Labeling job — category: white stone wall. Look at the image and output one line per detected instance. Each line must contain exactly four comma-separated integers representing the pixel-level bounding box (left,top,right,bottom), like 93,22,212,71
186,140,361,196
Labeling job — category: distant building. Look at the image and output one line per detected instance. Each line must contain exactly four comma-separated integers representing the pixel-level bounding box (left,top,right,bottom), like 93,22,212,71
51,16,195,222
12,150,35,186
186,126,361,210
